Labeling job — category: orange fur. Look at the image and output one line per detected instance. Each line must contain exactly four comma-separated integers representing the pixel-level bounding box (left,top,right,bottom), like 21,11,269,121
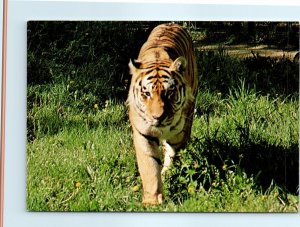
127,23,198,205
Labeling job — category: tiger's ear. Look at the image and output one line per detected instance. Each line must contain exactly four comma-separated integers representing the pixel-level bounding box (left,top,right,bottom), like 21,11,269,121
128,59,142,75
170,56,187,73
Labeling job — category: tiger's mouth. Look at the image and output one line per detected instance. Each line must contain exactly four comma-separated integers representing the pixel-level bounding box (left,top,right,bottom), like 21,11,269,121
149,115,169,127
147,111,168,127
150,119,161,127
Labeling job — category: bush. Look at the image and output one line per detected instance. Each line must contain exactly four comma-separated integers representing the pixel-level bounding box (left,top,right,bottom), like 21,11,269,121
27,21,162,100
164,83,298,204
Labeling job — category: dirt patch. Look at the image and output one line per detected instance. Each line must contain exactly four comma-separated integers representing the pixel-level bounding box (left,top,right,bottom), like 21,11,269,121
199,45,299,60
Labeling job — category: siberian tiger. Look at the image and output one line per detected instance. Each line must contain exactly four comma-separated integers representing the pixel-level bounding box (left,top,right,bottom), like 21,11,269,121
127,23,198,205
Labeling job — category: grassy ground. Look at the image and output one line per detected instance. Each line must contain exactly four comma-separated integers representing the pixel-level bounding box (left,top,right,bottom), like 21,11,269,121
27,81,299,212
26,21,299,212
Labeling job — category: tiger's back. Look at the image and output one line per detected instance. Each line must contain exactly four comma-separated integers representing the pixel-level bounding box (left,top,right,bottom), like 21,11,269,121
127,23,198,205
138,23,198,96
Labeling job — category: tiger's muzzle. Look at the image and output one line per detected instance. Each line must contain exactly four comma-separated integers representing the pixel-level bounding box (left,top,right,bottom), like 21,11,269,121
148,94,167,126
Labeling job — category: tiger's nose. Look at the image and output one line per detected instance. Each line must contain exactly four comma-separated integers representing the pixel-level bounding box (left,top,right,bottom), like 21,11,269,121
152,107,165,121
150,99,165,121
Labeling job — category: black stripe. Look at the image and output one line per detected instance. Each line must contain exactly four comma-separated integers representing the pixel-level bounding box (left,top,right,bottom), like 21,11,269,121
173,129,187,138
133,105,148,122
152,156,162,166
146,80,155,86
159,68,171,75
168,140,183,147
134,125,160,145
141,133,160,145
170,115,183,131
133,91,145,113
146,76,156,80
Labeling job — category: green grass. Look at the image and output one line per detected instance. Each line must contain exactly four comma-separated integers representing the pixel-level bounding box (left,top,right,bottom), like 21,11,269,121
26,21,299,212
27,80,299,212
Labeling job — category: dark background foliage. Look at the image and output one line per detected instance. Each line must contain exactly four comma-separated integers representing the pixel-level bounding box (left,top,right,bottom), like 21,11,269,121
27,21,299,101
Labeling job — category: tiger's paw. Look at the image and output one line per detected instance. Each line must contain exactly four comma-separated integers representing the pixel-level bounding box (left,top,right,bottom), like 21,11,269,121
142,193,163,206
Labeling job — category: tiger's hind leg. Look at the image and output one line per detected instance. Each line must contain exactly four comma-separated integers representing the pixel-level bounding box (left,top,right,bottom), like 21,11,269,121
132,128,163,205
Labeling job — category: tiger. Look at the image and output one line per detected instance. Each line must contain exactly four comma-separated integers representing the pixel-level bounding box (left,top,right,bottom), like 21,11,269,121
127,23,198,205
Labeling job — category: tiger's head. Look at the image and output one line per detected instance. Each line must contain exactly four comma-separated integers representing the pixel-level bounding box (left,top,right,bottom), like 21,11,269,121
128,56,189,127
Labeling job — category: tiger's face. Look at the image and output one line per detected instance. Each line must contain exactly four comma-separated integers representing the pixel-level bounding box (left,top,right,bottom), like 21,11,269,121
140,73,176,126
129,57,187,127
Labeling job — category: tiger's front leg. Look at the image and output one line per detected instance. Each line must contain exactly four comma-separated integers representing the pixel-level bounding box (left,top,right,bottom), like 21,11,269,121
161,126,191,176
161,141,176,175
132,128,163,205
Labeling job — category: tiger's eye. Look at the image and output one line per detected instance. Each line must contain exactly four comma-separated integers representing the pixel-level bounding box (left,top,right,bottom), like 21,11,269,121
144,92,151,97
169,84,175,90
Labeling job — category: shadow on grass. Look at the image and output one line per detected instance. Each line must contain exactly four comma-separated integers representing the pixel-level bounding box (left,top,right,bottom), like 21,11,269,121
201,137,299,194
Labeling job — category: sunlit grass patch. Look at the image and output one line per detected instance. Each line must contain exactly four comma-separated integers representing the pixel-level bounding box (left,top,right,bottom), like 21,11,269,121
27,82,298,212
